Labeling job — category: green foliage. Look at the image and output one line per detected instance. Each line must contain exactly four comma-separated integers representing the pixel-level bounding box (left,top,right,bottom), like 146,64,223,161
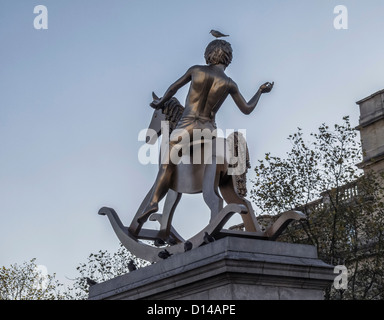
65,244,150,300
1,245,149,300
251,116,362,215
251,116,384,300
0,258,65,300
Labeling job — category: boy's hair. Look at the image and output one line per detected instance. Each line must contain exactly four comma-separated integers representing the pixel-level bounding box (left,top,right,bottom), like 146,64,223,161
204,40,233,67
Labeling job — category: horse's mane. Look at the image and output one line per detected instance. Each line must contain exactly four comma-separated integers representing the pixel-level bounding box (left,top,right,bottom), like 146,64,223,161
162,97,184,131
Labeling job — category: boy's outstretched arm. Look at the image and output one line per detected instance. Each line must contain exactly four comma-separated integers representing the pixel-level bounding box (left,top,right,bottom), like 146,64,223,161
150,67,194,109
230,81,273,115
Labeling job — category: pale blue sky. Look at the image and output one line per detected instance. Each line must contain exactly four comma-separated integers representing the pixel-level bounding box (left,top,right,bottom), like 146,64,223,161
1,0,384,287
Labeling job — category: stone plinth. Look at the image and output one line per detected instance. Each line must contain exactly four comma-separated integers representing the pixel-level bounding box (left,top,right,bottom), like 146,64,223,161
88,237,334,300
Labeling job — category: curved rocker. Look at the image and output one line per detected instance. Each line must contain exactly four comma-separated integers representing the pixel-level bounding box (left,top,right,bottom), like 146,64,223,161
99,203,249,262
264,210,306,240
99,205,306,263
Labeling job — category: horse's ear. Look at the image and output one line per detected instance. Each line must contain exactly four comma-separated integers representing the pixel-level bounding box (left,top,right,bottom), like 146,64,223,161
152,91,160,100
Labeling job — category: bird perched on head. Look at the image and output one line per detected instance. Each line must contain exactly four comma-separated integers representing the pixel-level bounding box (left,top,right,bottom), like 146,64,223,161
158,249,173,259
184,240,193,252
128,259,137,272
210,29,229,38
86,277,97,287
204,232,215,244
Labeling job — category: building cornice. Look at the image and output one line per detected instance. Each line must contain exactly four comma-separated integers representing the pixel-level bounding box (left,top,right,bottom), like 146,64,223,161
356,88,384,105
357,151,384,169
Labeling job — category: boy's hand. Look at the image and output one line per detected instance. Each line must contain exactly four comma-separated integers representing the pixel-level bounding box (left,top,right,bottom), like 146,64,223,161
150,98,163,109
260,81,274,94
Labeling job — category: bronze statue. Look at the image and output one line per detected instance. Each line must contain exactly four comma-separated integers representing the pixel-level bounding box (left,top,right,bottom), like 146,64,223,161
99,38,305,263
138,39,273,225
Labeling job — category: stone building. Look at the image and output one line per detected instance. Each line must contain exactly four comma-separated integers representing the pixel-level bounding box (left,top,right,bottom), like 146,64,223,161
261,89,384,299
231,88,384,232
356,89,384,174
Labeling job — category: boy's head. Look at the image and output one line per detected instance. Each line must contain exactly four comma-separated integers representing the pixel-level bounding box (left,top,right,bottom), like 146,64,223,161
204,40,233,67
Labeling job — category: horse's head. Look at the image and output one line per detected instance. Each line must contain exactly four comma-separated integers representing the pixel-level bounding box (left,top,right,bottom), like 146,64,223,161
146,92,184,144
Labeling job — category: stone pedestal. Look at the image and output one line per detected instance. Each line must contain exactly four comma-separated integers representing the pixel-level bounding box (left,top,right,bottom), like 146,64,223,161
88,237,334,300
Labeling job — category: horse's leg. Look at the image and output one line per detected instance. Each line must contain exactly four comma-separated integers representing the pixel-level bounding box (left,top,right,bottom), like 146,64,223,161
128,186,155,236
129,162,175,235
203,157,224,221
219,175,262,233
158,189,182,239
137,152,178,222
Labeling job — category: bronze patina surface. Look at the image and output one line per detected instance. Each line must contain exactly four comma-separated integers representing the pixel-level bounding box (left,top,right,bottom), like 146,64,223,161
99,35,304,262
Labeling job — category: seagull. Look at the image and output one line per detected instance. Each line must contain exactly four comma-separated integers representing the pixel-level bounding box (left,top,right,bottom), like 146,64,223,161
204,232,215,244
128,259,137,272
86,277,97,286
210,29,229,38
184,240,193,252
158,249,173,259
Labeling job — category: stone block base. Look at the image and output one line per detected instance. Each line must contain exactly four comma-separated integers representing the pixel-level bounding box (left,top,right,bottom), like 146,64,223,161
88,237,334,300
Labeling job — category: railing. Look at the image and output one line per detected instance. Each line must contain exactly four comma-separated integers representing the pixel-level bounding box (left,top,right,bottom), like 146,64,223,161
229,179,363,231
298,179,361,214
